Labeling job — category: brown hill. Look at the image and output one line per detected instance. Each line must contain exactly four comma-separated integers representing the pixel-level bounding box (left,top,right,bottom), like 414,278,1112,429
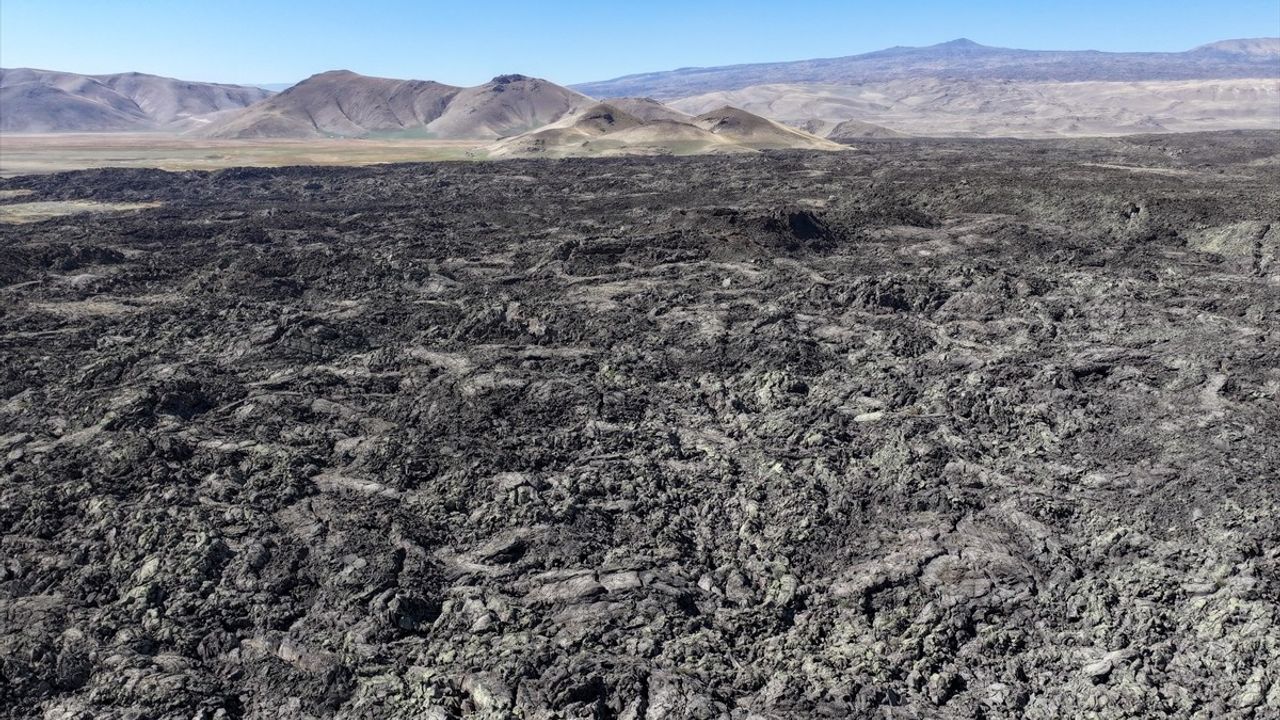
0,68,272,133
421,74,592,140
607,97,694,122
200,72,591,140
690,106,847,150
0,83,148,133
488,101,845,158
486,102,699,157
196,70,461,138
796,118,906,139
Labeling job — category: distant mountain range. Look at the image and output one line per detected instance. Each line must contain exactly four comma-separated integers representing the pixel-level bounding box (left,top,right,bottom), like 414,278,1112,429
669,77,1280,139
1,37,1276,145
0,68,271,133
187,71,842,155
572,37,1280,99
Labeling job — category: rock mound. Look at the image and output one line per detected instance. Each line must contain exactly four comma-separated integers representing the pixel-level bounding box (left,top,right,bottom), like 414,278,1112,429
489,102,845,158
691,106,848,150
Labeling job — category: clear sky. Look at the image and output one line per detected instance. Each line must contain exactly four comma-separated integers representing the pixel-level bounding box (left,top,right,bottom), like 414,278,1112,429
2,0,1277,86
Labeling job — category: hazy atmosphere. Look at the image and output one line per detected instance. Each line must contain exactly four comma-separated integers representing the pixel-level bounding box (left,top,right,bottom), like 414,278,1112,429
2,0,1278,85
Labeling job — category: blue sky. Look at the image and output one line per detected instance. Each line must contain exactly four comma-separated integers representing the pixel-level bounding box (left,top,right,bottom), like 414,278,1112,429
2,0,1277,86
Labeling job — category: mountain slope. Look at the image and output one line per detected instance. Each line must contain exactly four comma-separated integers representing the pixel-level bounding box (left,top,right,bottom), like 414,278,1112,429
1194,38,1280,57
573,38,1280,99
795,118,906,139
670,77,1280,138
0,68,272,132
487,101,845,158
200,72,591,139
422,74,593,139
689,106,847,149
0,84,148,133
606,97,694,122
197,70,461,138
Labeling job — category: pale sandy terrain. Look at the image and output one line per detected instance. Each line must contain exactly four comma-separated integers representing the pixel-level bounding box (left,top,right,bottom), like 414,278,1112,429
0,134,484,176
670,78,1280,138
0,199,160,224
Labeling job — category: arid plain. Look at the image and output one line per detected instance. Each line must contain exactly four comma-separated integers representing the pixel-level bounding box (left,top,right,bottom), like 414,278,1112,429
0,134,484,177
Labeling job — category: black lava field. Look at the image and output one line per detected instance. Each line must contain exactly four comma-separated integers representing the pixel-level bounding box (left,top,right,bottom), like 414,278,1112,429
2,132,1278,719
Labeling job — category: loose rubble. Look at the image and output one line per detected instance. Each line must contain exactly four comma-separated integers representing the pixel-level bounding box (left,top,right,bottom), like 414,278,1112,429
1,132,1278,718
